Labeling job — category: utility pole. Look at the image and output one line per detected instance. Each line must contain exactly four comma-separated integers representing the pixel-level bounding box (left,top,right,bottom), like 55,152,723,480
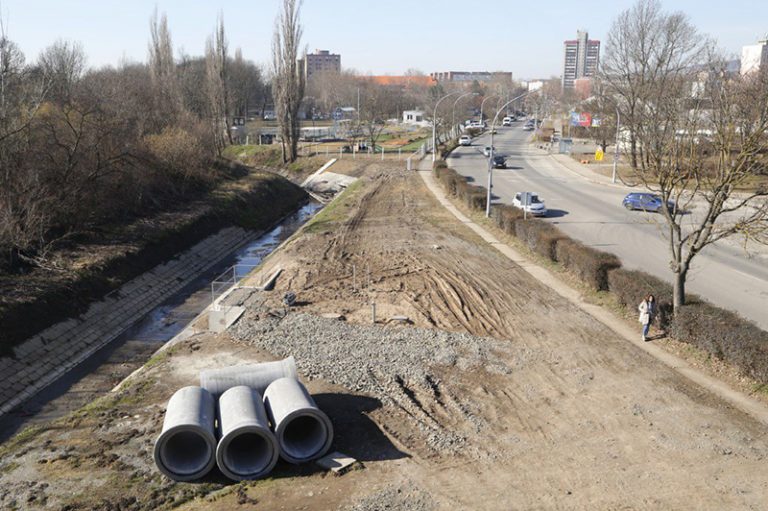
612,107,620,184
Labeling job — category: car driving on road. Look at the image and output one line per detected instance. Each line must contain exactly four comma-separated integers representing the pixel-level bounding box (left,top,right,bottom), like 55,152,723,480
492,155,507,168
483,145,496,156
513,192,547,216
622,192,675,213
459,135,471,146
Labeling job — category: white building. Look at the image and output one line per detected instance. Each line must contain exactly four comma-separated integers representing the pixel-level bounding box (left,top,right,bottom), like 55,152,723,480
402,110,429,127
524,80,544,92
741,35,768,75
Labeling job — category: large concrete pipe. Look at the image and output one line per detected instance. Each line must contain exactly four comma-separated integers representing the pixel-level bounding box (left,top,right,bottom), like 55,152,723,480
200,356,298,397
154,386,217,481
216,386,279,480
263,377,333,464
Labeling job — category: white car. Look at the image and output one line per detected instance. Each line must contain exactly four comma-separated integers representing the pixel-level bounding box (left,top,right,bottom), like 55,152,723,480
459,135,471,146
513,192,547,216
483,145,496,156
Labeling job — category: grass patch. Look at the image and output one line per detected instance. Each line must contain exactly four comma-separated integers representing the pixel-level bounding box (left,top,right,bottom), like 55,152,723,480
302,179,365,235
0,424,47,458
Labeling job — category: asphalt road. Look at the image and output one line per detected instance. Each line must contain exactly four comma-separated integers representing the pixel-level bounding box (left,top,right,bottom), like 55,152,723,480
448,125,768,329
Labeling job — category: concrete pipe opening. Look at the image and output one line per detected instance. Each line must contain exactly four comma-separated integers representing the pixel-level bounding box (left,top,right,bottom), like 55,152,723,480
280,413,331,463
218,429,277,480
157,429,214,478
216,386,279,480
154,386,217,481
263,377,334,464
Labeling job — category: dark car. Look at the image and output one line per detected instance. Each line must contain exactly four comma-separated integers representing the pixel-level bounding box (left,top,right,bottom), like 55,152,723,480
492,155,507,168
622,192,675,213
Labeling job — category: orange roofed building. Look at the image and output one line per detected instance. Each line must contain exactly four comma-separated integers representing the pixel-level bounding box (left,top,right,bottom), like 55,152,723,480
363,75,437,88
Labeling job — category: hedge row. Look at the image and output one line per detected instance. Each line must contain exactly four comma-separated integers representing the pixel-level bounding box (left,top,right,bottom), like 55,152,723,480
670,302,768,383
433,166,488,211
432,158,768,384
607,269,674,328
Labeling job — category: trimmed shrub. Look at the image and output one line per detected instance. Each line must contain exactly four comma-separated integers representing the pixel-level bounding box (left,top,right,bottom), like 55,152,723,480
491,204,524,236
607,268,672,327
435,166,465,197
670,301,768,383
464,186,487,211
555,239,621,291
515,219,565,261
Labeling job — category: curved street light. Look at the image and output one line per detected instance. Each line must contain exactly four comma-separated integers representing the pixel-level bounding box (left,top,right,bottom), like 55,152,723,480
432,90,462,162
479,94,500,128
486,89,540,217
451,92,478,139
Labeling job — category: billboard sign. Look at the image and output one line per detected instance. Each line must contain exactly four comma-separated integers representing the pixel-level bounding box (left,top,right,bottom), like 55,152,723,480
570,112,593,127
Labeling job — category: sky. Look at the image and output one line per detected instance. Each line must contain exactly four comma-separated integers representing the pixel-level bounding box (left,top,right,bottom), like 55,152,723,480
1,0,766,79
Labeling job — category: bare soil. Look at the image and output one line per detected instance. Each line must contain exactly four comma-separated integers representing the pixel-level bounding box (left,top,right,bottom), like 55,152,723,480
1,161,767,510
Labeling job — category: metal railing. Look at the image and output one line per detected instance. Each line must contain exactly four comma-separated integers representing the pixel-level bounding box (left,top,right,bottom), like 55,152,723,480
210,263,262,308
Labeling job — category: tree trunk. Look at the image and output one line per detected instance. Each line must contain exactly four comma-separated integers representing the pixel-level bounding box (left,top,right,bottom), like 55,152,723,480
630,132,638,169
673,269,686,309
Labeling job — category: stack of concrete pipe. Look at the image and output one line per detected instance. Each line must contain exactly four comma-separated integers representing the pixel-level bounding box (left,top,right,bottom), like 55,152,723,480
153,356,333,481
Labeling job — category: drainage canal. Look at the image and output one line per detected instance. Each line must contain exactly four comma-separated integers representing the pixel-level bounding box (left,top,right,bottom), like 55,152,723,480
0,202,322,441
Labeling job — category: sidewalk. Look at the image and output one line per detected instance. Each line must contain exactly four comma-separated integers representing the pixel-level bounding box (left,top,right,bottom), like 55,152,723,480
417,157,768,427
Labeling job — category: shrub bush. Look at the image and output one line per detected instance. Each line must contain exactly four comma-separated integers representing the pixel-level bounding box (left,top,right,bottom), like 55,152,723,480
670,301,768,383
607,268,672,327
491,205,524,236
555,239,621,291
515,219,565,261
464,186,487,211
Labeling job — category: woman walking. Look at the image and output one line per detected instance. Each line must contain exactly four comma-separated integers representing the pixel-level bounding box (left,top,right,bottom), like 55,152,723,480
638,294,656,341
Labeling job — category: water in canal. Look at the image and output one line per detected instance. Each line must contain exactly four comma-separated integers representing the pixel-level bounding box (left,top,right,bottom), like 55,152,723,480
0,202,322,441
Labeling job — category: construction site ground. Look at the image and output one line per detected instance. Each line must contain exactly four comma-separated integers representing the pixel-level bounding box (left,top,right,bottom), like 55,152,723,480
1,159,767,510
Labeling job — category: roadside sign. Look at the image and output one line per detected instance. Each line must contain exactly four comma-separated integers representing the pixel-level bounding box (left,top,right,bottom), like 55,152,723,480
595,148,604,161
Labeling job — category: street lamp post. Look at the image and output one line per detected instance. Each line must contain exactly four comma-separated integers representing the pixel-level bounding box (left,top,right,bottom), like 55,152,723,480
452,92,478,139
612,107,621,184
432,91,462,162
479,94,499,128
486,90,540,217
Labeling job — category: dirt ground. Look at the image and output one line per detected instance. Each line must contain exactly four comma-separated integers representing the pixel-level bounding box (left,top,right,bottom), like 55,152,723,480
1,160,767,510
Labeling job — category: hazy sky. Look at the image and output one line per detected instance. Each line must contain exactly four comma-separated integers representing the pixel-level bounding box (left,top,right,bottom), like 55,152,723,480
1,0,766,79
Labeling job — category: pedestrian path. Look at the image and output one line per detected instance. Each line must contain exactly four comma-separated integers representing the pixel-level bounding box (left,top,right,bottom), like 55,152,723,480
0,226,257,417
417,157,768,426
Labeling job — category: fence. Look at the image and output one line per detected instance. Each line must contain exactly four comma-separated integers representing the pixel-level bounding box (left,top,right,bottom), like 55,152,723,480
210,263,262,308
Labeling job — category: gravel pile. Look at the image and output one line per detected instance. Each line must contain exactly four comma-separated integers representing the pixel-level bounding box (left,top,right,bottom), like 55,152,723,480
338,484,434,511
232,311,514,455
232,312,512,402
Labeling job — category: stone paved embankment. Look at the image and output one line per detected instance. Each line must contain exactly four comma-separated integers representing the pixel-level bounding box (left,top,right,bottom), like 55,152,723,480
0,226,257,416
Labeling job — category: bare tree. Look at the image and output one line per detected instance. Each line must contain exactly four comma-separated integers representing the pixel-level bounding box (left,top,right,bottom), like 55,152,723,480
204,16,231,154
148,9,180,127
271,0,305,163
623,46,768,308
38,39,85,103
357,80,396,150
601,0,707,169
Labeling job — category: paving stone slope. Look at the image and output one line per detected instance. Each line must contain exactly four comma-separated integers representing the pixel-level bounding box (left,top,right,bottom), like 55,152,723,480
0,226,256,416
